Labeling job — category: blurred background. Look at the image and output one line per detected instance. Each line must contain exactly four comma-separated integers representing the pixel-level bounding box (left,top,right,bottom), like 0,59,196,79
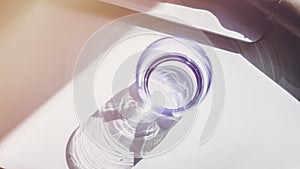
0,0,134,139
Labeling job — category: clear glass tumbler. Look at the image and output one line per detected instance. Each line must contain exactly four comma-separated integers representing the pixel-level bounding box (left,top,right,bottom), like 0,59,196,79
66,36,212,169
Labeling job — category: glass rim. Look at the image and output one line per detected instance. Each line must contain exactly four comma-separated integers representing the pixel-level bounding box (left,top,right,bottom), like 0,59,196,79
136,36,212,116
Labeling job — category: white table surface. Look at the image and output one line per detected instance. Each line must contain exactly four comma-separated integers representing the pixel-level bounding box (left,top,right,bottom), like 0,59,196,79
0,44,299,169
